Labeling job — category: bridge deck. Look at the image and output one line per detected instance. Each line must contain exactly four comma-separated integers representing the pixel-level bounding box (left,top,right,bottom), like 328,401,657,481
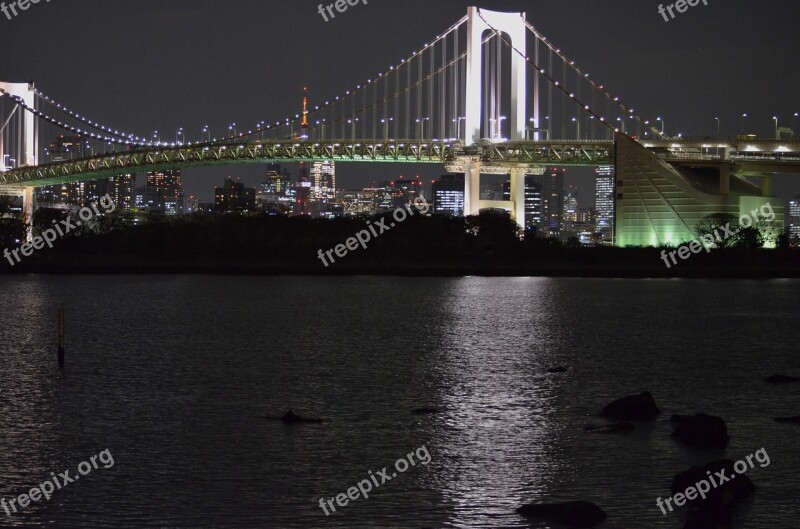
2,138,799,188
0,139,615,187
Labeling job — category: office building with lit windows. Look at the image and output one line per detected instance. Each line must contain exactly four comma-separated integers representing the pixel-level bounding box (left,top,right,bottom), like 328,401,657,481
311,161,336,201
433,174,465,216
596,165,615,243
215,177,256,213
134,168,186,215
525,168,565,236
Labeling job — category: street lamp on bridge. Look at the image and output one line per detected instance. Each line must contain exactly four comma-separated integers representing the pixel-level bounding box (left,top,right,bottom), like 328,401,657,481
774,116,779,139
416,117,430,139
315,120,327,141
741,113,748,134
571,117,580,141
715,117,720,138
381,117,394,141
453,116,466,140
348,118,360,141
656,117,664,138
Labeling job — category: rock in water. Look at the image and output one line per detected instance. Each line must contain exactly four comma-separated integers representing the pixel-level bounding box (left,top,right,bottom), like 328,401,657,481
548,366,568,373
670,413,729,448
516,501,607,528
671,459,755,529
280,410,323,424
774,415,800,423
601,391,660,421
411,407,439,415
764,374,800,383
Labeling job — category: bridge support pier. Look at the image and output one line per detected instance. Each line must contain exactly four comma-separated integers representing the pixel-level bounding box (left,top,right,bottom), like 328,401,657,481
719,165,731,194
464,158,481,217
759,174,773,197
509,168,526,229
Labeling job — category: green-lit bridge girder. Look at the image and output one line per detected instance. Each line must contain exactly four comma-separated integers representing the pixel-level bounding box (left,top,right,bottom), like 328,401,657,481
0,139,616,188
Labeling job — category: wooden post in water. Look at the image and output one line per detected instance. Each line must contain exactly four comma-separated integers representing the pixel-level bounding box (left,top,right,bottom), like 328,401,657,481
58,308,65,367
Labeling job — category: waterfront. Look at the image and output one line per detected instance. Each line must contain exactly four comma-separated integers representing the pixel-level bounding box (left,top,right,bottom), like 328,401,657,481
0,276,797,527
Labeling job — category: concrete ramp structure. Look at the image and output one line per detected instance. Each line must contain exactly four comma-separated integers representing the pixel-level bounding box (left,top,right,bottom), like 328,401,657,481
614,133,783,247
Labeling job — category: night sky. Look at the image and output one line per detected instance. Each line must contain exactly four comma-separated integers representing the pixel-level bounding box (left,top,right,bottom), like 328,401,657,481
2,0,799,203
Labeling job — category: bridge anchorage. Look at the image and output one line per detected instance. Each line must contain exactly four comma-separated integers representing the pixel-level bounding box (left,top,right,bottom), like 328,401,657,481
1,6,798,246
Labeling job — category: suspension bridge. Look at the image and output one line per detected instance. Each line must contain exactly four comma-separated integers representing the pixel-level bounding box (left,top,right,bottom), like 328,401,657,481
1,6,798,246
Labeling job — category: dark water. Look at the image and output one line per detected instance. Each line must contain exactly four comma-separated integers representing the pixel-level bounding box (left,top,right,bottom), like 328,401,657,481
0,276,798,528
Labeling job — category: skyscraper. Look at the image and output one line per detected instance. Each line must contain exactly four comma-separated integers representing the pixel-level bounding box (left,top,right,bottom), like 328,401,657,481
263,163,291,195
109,174,136,211
215,177,256,212
38,135,91,206
311,161,336,201
563,185,579,232
525,168,565,236
147,169,182,196
595,165,615,244
390,177,423,207
136,169,185,215
433,174,464,216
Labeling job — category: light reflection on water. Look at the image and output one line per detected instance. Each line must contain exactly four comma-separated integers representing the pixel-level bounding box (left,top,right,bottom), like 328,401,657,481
0,276,797,528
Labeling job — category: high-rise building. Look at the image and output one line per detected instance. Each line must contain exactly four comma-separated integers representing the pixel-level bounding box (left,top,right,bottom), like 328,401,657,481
79,179,110,210
215,177,256,213
433,174,464,216
595,165,615,243
293,181,312,216
311,161,336,201
525,168,565,236
262,163,291,195
108,174,136,211
362,186,392,213
390,177,423,207
523,179,543,231
147,169,182,196
135,169,185,215
562,185,579,232
789,195,800,243
38,135,91,206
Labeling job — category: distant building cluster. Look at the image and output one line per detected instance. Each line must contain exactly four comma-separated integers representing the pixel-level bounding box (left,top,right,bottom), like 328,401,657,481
33,134,619,244
430,166,616,245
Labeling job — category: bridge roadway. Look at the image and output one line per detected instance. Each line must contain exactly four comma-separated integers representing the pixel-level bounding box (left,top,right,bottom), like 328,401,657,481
1,137,799,188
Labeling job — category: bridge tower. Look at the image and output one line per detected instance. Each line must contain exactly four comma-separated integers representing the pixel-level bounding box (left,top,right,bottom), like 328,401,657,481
0,81,37,170
463,7,534,227
0,81,37,241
